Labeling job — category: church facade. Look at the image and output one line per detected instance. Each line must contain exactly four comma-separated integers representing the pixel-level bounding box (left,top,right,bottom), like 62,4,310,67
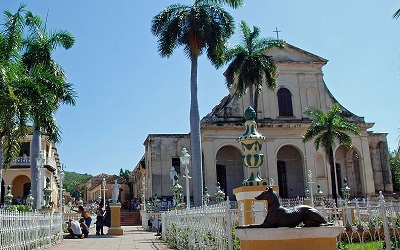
135,43,392,202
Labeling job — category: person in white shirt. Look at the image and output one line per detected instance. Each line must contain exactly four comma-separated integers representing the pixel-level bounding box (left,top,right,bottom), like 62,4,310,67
67,219,83,239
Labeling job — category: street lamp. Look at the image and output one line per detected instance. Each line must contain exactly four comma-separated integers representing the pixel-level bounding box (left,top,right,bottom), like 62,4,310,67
102,178,107,208
180,148,191,209
36,150,45,209
26,190,34,211
58,165,65,213
307,170,315,207
341,178,351,204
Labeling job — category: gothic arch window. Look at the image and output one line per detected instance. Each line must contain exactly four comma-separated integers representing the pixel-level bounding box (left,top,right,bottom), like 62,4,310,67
277,88,293,117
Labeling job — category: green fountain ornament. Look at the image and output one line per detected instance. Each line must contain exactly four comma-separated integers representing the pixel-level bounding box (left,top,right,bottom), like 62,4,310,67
237,106,267,186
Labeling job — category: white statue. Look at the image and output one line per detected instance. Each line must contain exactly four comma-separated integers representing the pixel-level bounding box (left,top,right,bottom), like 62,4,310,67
170,166,177,186
112,180,121,203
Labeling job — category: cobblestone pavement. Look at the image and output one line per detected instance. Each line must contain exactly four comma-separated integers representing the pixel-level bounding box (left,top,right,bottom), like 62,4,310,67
46,226,172,250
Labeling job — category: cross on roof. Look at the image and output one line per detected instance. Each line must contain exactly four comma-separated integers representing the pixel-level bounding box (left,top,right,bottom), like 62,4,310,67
273,27,281,40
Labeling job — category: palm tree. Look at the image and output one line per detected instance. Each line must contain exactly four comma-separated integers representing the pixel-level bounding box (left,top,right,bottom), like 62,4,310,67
22,11,76,208
0,4,29,202
225,20,285,117
302,103,360,205
393,9,400,19
151,1,236,206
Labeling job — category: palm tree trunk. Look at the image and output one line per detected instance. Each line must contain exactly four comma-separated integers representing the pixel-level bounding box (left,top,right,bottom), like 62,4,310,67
190,55,203,207
254,86,259,121
328,147,338,205
0,140,3,203
30,126,41,209
249,85,254,109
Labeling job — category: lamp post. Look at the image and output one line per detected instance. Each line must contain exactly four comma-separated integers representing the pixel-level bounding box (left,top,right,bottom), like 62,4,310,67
36,150,44,210
307,170,315,207
341,178,351,205
26,190,34,211
102,178,107,208
180,148,191,209
58,165,65,213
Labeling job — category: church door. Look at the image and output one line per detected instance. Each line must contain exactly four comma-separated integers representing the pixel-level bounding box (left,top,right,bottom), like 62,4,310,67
1,179,4,204
276,145,305,198
216,146,244,201
277,161,288,198
216,164,227,196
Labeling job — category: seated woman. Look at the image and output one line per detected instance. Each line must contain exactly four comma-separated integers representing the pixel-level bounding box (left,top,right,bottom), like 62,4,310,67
75,205,92,229
79,218,89,238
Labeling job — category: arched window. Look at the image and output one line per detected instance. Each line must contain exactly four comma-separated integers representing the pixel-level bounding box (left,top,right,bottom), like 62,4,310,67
277,88,293,117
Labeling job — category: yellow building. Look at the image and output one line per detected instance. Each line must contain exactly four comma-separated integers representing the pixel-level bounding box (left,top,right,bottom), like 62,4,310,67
1,132,62,209
82,173,131,206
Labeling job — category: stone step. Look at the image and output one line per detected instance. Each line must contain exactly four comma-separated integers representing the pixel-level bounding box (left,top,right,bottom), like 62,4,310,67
120,212,141,226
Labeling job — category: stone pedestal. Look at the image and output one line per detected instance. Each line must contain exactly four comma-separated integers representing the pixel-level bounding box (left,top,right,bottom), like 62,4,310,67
107,203,124,235
233,185,278,225
235,227,343,250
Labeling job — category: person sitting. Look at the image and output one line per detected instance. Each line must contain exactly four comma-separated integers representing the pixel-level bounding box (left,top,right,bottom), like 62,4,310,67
75,205,92,229
79,218,89,238
66,219,83,239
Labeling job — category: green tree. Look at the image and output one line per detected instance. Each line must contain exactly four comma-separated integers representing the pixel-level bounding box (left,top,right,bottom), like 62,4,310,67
390,150,400,192
0,4,28,202
22,11,76,208
119,168,132,183
225,20,285,116
151,0,238,206
393,9,400,19
302,103,360,205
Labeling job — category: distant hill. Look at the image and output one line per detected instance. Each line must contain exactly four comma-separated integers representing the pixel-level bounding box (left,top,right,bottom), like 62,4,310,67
63,171,92,194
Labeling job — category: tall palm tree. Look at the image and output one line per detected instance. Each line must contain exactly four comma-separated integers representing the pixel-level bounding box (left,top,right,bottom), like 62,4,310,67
0,4,29,202
22,11,76,208
393,9,400,19
151,1,236,206
302,103,360,205
225,20,285,117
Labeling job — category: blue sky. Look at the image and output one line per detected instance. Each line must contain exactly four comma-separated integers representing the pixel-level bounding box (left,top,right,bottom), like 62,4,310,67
2,1,400,175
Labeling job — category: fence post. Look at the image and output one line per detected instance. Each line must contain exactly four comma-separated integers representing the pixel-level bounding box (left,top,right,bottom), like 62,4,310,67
225,197,232,250
379,191,391,250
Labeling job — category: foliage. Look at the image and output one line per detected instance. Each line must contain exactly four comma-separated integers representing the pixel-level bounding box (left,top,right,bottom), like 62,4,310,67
151,0,236,206
0,4,29,169
390,149,400,192
225,20,285,112
393,8,400,19
63,171,92,194
302,103,360,203
8,204,30,211
119,168,131,183
338,241,384,250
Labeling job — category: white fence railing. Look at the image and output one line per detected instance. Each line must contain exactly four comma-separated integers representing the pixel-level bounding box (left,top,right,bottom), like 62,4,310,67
145,192,400,250
0,210,63,250
162,199,238,250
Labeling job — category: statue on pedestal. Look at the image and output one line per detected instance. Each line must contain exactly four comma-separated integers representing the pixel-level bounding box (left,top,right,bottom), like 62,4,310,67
112,180,121,203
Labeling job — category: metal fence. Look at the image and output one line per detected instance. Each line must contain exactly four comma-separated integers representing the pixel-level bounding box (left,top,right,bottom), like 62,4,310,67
148,191,400,250
0,210,63,250
162,198,238,250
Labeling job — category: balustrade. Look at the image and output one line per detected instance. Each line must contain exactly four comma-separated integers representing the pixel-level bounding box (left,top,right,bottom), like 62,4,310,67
0,210,62,250
154,193,400,250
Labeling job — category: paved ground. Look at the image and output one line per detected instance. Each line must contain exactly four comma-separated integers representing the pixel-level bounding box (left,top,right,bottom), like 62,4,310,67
47,226,172,250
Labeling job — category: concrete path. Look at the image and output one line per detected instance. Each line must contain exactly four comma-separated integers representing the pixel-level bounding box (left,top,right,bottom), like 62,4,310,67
47,226,172,250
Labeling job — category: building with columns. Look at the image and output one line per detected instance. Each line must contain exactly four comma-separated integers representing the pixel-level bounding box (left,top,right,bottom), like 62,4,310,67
0,130,62,208
133,43,392,202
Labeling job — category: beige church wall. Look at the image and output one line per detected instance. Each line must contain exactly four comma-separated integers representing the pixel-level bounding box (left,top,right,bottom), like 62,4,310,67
202,128,245,194
350,135,376,196
144,136,190,199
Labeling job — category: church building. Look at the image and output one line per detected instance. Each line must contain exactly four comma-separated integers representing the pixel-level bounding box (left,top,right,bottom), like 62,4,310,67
134,43,392,202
